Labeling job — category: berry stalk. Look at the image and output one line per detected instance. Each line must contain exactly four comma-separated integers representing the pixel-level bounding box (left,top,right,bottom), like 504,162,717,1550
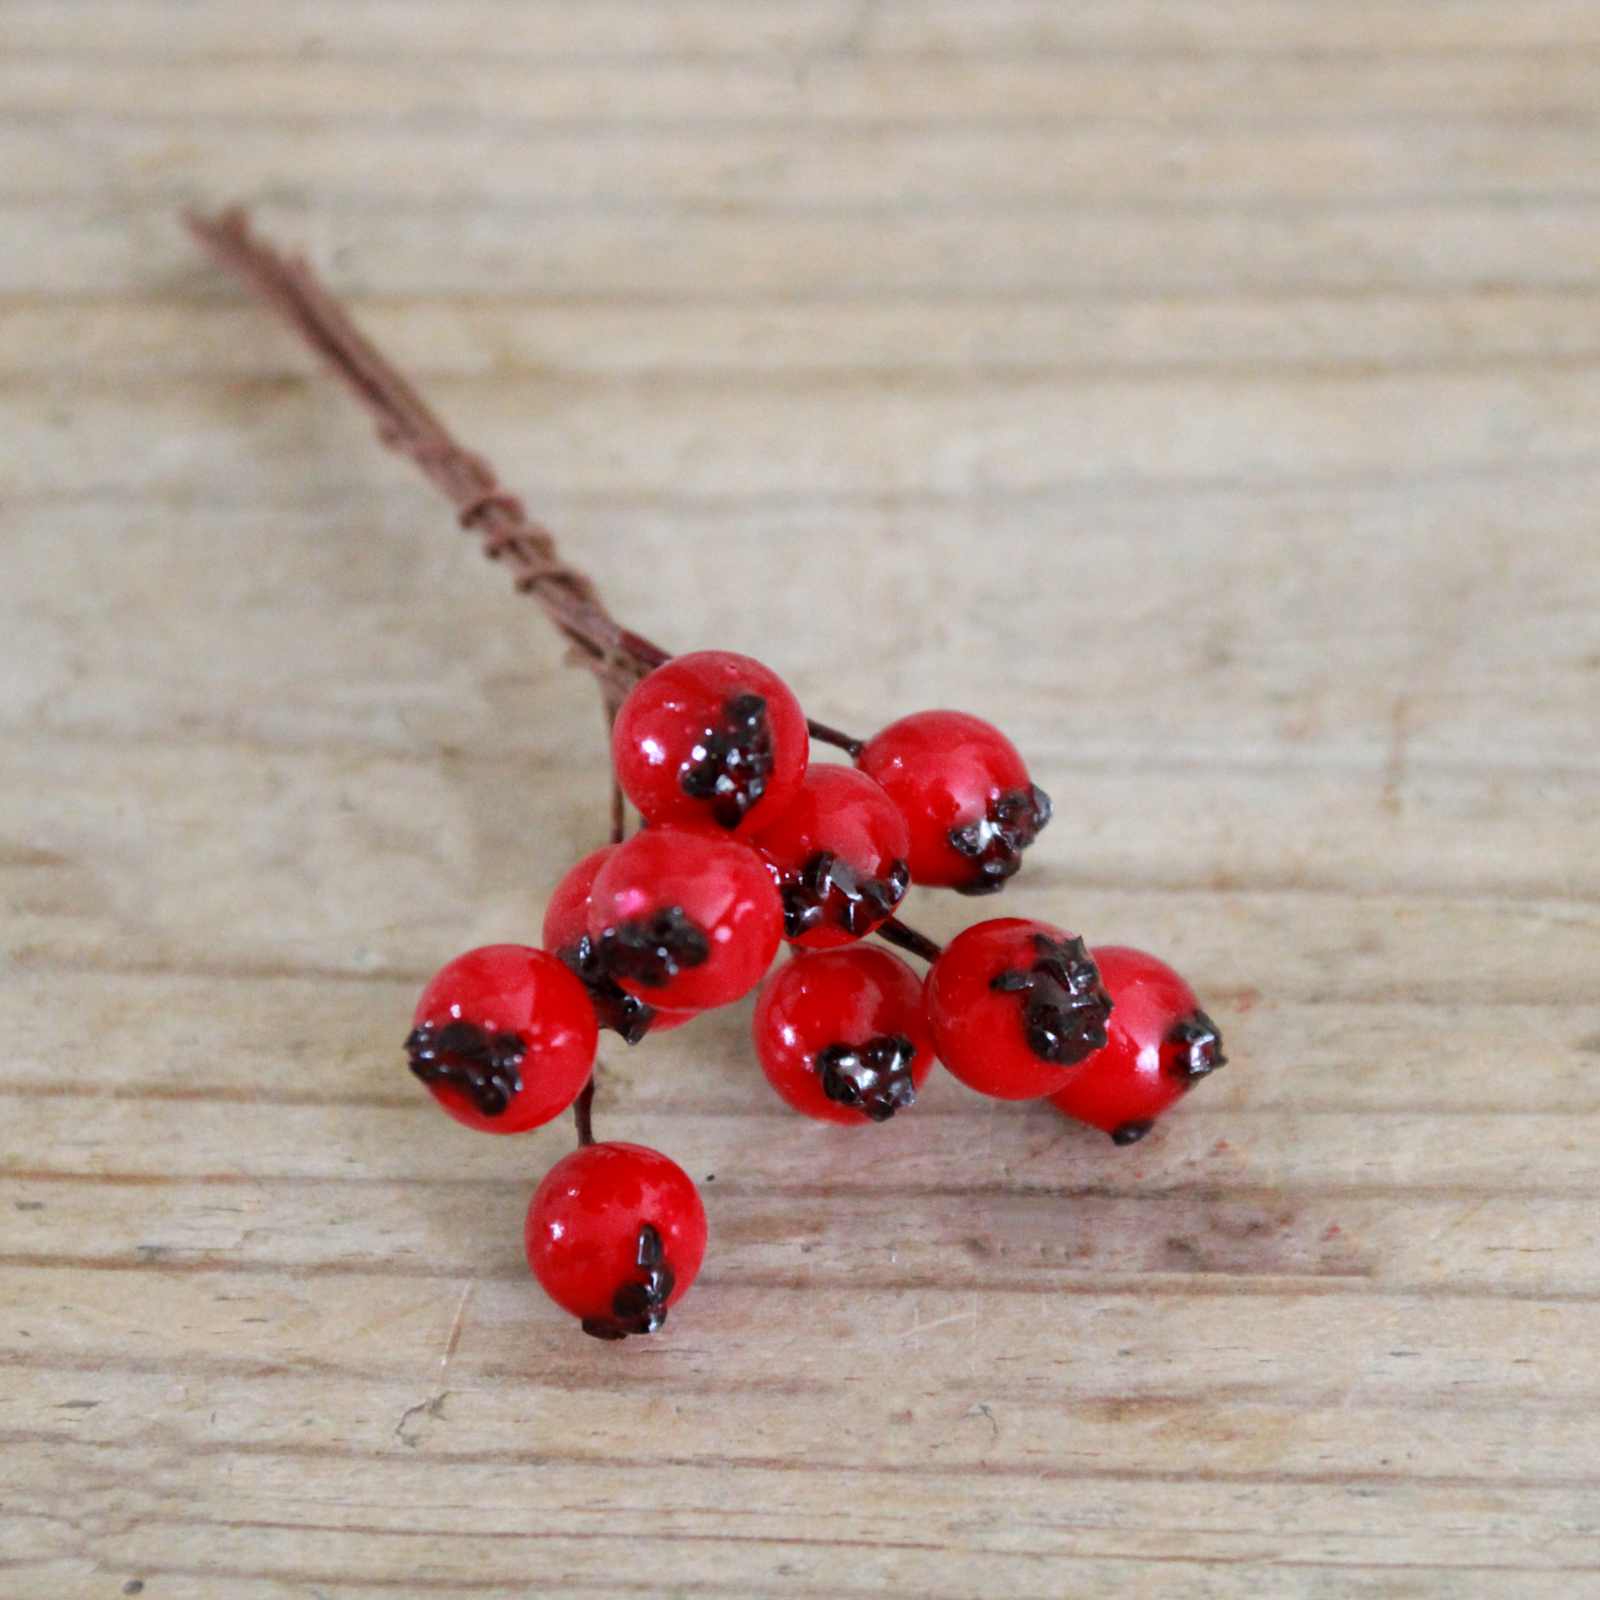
805,719,865,759
875,917,945,965
572,1077,596,1147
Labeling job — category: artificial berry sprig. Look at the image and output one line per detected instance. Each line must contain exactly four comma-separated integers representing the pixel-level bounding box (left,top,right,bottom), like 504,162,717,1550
191,209,1232,1345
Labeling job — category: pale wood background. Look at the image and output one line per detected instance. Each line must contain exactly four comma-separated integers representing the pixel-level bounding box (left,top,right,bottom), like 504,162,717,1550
4,4,1600,1597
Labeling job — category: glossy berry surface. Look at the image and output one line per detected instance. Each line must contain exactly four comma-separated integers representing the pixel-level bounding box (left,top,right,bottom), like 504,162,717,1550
612,650,809,835
541,846,613,953
1047,946,1225,1145
587,826,783,1012
406,945,598,1133
857,710,1051,894
542,847,695,1041
927,918,1113,1100
752,764,911,949
752,946,935,1124
526,1142,708,1340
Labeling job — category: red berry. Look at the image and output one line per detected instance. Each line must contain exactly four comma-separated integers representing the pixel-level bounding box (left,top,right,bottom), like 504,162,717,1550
751,764,911,949
926,918,1112,1100
1047,946,1225,1144
857,710,1051,894
526,1141,708,1340
542,847,695,1041
587,826,783,1011
752,946,936,1124
406,945,598,1133
612,650,809,835
542,846,613,952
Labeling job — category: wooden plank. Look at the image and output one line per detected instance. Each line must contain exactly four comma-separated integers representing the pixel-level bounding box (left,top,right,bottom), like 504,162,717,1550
10,293,1600,380
9,200,1600,296
5,54,1600,124
4,505,1598,777
11,122,1600,207
9,371,1600,503
6,1176,1600,1298
4,2,1599,1593
6,1090,1599,1192
8,2,1600,59
7,1266,1600,1409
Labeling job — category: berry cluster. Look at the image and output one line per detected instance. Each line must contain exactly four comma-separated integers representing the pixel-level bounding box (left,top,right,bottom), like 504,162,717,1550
177,215,1231,1344
407,650,1227,1340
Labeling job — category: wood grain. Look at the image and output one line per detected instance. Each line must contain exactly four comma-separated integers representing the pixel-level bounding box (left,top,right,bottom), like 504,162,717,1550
3,4,1598,1596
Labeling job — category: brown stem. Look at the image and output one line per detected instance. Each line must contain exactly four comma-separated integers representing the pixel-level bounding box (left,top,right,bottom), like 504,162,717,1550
573,1077,596,1148
601,690,627,844
876,917,945,965
184,207,666,703
806,719,866,760
609,778,627,846
185,210,857,754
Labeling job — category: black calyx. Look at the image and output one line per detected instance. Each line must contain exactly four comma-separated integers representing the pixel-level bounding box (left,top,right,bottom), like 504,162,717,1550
1166,1008,1227,1085
598,906,710,989
780,851,910,941
990,932,1113,1066
1111,1119,1154,1147
679,692,775,828
948,783,1052,895
555,934,658,1045
581,1222,677,1341
815,1033,920,1123
405,1019,525,1116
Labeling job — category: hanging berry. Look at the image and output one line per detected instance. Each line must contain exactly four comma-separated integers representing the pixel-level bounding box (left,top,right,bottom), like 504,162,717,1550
752,945,936,1124
406,945,598,1133
611,650,809,835
586,826,784,1012
1047,946,1226,1144
926,918,1113,1100
856,710,1051,894
526,1141,708,1340
752,764,911,949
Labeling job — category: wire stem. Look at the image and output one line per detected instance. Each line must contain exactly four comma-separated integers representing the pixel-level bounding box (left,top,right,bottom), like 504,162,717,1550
572,1077,596,1147
187,208,862,758
185,207,664,702
875,917,945,964
806,719,866,759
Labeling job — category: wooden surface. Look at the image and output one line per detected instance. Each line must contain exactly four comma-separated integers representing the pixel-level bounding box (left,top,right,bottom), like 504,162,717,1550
4,5,1600,1596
